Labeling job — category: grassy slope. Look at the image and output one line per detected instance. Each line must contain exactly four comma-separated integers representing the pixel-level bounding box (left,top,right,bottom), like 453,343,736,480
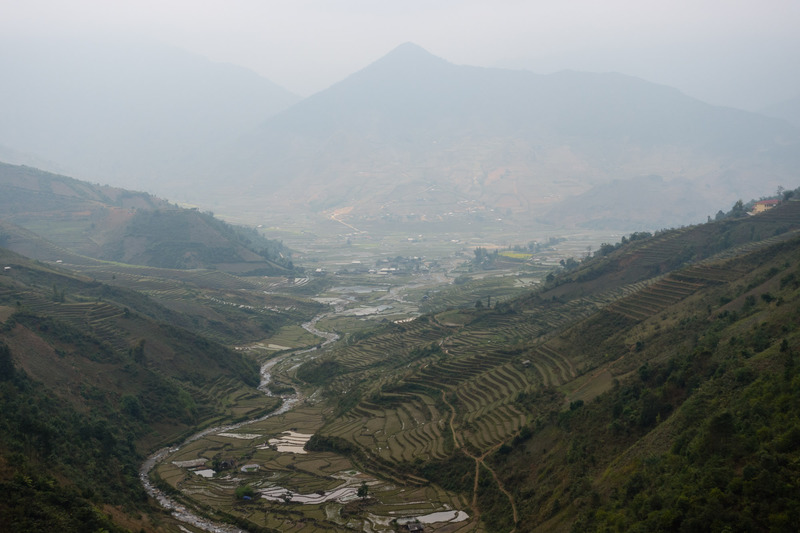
491,232,800,532
0,246,280,531
0,161,294,275
0,219,321,346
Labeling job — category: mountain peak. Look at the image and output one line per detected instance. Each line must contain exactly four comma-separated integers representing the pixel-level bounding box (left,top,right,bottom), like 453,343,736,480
386,42,434,57
367,42,449,72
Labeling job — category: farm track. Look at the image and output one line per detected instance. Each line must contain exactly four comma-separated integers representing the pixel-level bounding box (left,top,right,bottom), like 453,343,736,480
442,390,518,530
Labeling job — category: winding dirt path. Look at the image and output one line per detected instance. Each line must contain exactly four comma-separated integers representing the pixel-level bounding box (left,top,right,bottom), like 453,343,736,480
329,210,364,233
477,448,518,527
442,389,461,449
441,390,518,530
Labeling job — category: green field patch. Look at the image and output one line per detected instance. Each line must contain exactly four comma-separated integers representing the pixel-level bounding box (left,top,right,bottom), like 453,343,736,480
317,314,376,336
435,309,474,326
499,251,533,260
154,462,189,489
247,405,326,436
264,324,326,349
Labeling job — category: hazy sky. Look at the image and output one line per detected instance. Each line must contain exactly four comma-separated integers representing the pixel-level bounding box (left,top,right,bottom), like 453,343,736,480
3,0,799,110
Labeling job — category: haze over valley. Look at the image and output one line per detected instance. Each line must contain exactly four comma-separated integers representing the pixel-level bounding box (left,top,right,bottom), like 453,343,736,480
2,37,799,236
1,3,800,532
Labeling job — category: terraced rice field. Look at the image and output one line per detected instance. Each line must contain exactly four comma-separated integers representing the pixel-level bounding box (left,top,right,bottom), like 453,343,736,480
419,274,537,313
317,303,591,462
146,206,800,531
155,402,477,531
307,220,800,474
74,263,264,292
16,293,131,350
236,325,323,354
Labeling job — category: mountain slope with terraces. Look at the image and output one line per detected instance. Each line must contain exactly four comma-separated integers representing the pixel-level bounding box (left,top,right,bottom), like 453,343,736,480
297,199,800,531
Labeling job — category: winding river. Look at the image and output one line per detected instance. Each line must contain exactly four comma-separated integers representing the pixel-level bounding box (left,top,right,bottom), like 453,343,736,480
139,314,339,532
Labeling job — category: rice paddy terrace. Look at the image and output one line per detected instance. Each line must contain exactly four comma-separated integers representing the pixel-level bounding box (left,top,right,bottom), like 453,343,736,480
39,198,800,532
148,201,800,532
290,201,800,529
318,211,800,450
8,197,788,531
14,162,800,531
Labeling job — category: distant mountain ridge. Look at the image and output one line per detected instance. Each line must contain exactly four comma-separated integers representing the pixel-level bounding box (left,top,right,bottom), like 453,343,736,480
761,93,800,129
255,43,792,148
0,36,300,194
2,39,798,229
0,162,294,274
206,43,799,228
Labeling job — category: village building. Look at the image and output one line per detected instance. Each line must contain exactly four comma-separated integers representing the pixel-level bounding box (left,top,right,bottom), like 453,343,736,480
751,199,780,214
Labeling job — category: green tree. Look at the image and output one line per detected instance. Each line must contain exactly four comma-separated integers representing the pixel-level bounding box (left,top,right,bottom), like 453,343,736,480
120,394,143,419
235,484,255,499
730,199,746,217
357,481,369,500
0,342,13,381
130,339,146,364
